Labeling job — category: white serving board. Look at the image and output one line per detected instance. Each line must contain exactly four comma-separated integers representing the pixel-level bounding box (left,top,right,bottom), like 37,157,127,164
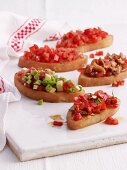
2,25,127,161
1,58,127,162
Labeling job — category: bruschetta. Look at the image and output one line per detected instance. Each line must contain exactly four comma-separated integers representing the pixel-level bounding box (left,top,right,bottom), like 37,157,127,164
78,53,127,86
56,27,113,52
67,90,120,130
18,45,87,72
14,68,85,102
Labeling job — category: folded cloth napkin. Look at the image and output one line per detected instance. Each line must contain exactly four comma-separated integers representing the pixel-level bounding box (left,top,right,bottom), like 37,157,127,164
0,11,70,151
0,76,21,151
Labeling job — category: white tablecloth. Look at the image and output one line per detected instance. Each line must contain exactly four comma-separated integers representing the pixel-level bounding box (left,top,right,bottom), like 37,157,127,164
1,144,127,170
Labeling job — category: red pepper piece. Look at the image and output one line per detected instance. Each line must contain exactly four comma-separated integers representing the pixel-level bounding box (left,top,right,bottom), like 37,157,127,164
104,117,119,125
89,53,95,58
95,51,103,56
53,121,63,126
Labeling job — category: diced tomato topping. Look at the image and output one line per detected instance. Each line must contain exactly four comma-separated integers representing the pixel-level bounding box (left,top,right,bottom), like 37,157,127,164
72,91,118,122
73,112,82,121
104,117,119,125
63,81,75,92
53,121,63,126
105,97,118,108
56,27,109,48
23,45,82,63
17,71,25,78
89,53,95,58
94,90,109,101
29,44,39,53
112,80,125,87
95,51,103,56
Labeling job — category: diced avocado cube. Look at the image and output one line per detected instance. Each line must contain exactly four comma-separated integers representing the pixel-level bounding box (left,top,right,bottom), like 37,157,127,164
33,84,38,90
38,99,43,105
34,80,42,85
34,73,40,80
75,85,84,92
45,84,56,93
26,79,32,84
49,87,56,93
45,74,52,80
22,76,28,82
69,87,74,93
56,80,63,92
31,70,38,76
27,75,32,79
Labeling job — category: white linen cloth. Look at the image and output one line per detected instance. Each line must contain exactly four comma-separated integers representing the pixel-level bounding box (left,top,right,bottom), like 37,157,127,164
0,11,70,151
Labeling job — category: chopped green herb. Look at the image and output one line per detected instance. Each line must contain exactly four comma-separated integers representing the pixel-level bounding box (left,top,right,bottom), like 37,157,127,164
95,98,101,104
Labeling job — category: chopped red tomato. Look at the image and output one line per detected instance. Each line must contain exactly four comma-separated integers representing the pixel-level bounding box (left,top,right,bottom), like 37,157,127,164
73,112,82,121
89,53,95,58
56,27,109,48
94,90,109,101
112,80,125,87
95,51,103,56
29,44,39,53
105,96,118,108
63,81,75,92
53,121,64,126
23,45,82,63
72,91,118,121
104,117,119,125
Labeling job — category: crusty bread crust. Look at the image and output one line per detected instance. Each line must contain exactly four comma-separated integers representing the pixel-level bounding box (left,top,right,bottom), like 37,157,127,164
78,70,127,87
14,74,85,102
18,56,88,72
67,100,120,130
76,35,113,52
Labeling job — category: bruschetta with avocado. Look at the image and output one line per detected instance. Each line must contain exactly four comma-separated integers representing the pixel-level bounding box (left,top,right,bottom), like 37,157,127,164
14,68,85,102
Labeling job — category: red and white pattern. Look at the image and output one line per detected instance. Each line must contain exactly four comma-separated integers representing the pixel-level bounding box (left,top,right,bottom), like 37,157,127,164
8,18,46,52
0,77,5,94
45,32,62,41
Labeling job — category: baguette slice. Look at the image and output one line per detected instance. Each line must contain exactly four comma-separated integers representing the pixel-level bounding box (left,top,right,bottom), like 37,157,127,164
18,55,87,72
78,70,127,87
67,99,120,130
14,74,84,102
76,35,113,53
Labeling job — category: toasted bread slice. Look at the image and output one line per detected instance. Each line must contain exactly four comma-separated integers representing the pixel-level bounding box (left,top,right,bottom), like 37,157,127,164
74,35,113,53
18,56,88,72
78,70,127,87
67,99,120,130
14,74,84,102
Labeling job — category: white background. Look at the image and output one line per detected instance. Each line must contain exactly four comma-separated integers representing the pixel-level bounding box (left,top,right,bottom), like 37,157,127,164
1,0,127,170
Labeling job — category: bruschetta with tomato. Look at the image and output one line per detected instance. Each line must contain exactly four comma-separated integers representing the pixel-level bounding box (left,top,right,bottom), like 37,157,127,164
18,45,87,72
56,27,113,52
78,53,127,86
14,68,85,102
67,90,120,130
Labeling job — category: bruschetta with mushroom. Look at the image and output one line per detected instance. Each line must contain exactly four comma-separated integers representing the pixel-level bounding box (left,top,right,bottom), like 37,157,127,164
56,27,113,52
18,45,87,72
14,68,85,102
78,53,127,86
67,90,120,130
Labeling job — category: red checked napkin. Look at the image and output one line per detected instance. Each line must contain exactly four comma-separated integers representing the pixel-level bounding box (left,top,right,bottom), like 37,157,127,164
0,11,70,150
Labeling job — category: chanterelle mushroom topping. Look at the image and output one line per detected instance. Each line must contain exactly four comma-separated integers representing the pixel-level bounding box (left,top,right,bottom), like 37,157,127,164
83,53,127,77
